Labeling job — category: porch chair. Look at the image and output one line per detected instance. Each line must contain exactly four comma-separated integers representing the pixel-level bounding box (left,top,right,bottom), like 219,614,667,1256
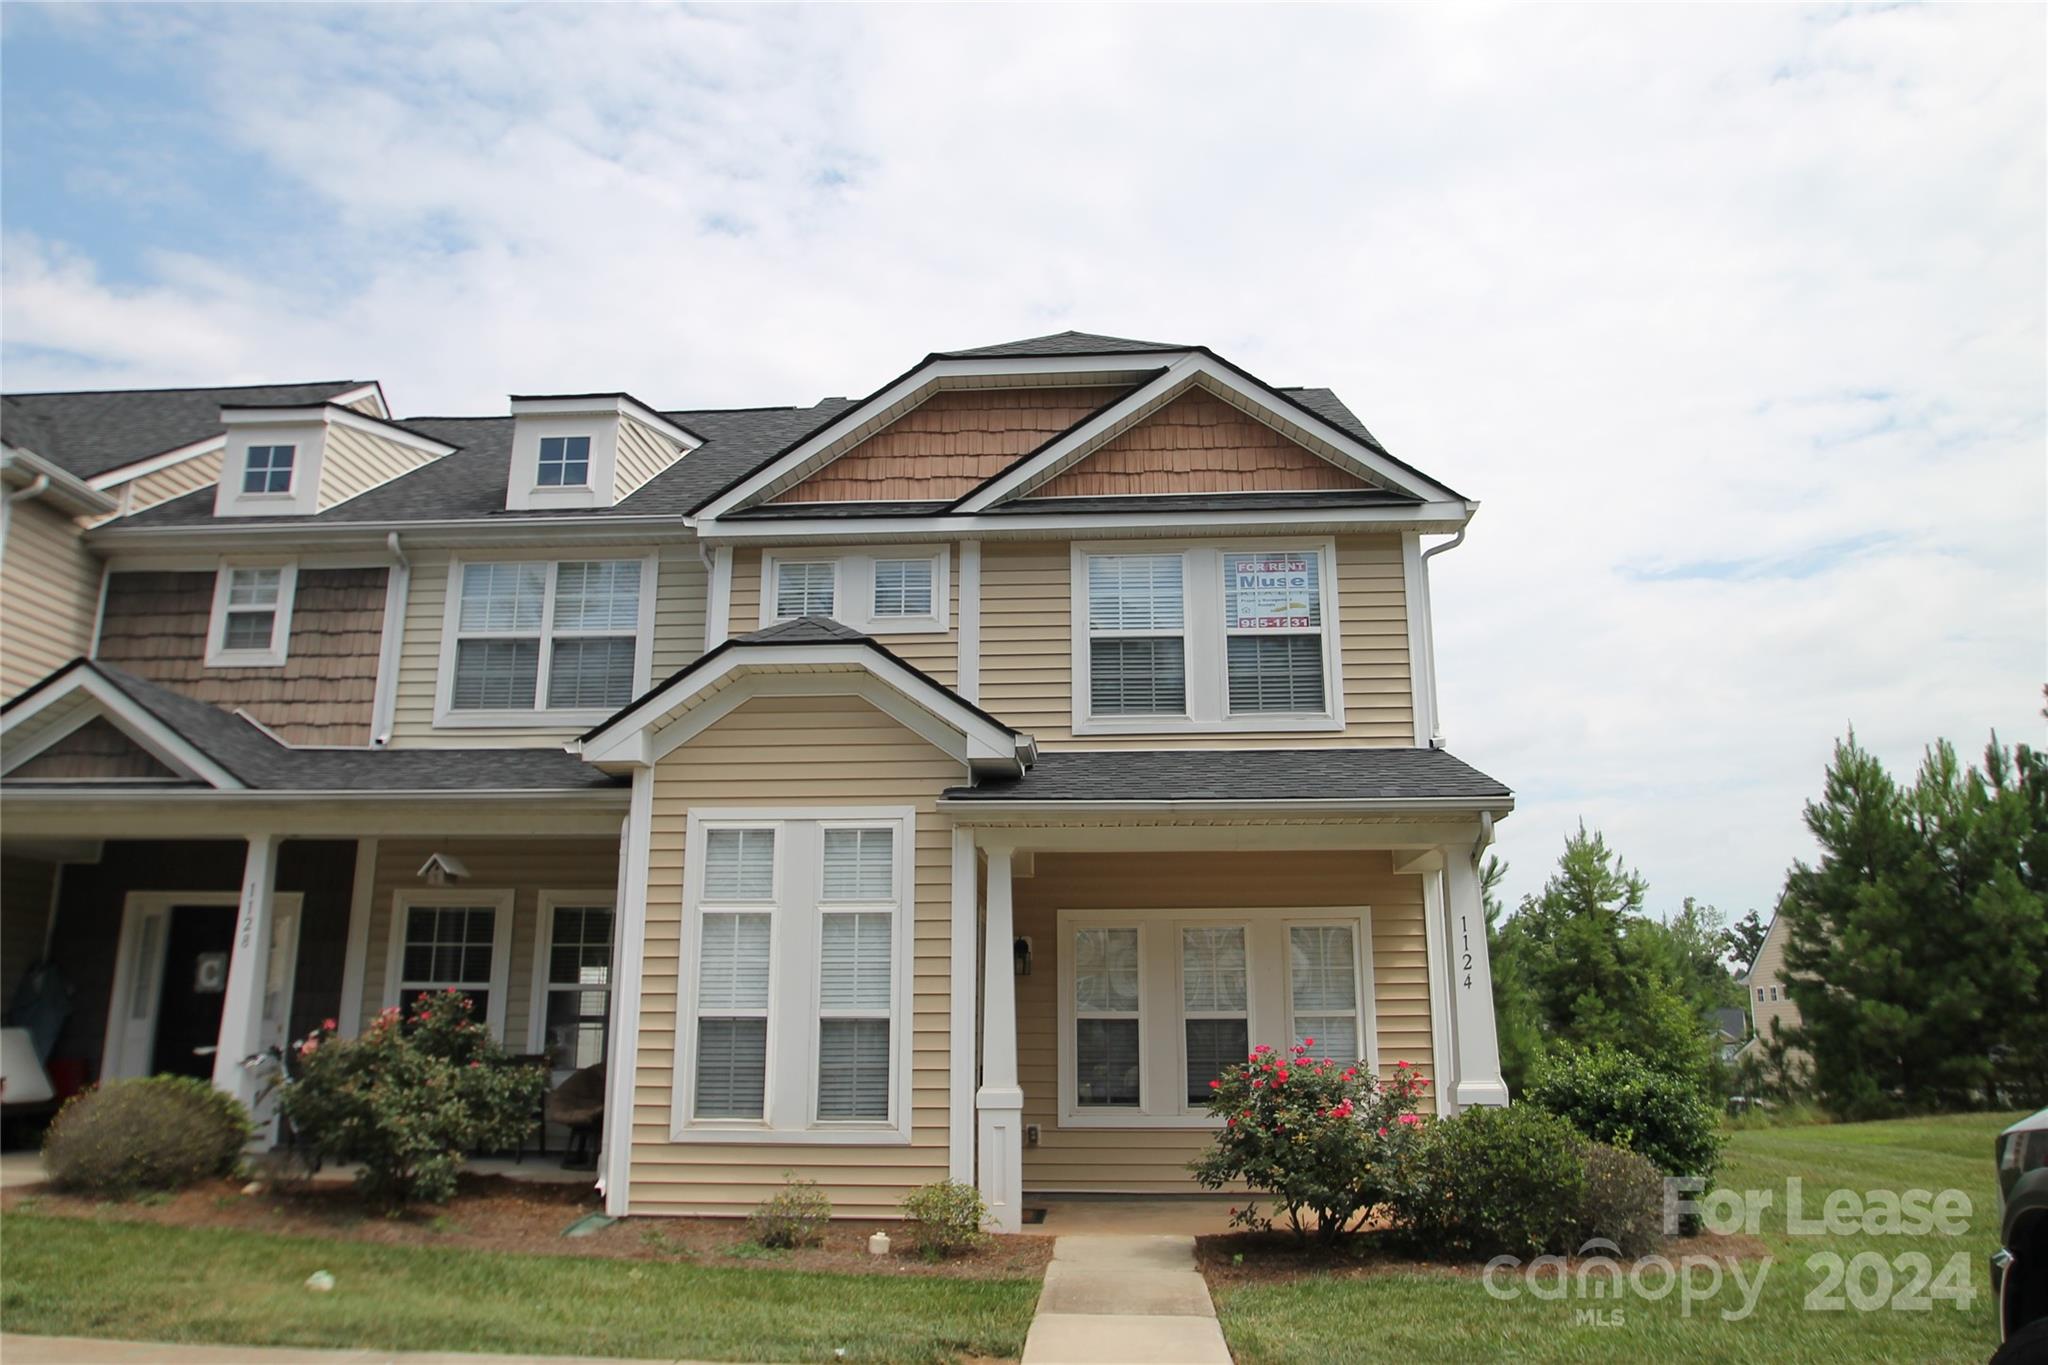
544,1062,605,1171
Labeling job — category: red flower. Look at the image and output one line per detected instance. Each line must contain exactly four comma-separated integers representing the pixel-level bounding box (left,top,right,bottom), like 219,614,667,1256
1208,1079,1221,1089
1340,1069,1356,1081
1395,1059,1411,1069
321,1017,337,1032
1302,1036,1316,1049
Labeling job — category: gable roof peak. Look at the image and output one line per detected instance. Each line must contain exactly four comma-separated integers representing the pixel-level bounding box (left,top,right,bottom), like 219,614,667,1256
934,330,1193,359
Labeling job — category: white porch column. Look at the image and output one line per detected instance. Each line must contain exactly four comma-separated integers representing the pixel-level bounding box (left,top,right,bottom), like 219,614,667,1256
975,842,1023,1232
1441,845,1509,1107
212,833,281,1111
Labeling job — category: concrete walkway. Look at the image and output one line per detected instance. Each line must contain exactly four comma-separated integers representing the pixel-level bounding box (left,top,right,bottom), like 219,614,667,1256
1,1337,722,1365
1020,1235,1230,1364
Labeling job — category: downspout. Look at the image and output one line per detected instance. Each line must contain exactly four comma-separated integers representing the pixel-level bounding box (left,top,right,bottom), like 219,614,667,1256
0,473,49,562
369,531,410,747
1417,527,1466,749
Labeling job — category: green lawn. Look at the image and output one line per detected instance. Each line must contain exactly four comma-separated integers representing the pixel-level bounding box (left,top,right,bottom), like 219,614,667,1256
1213,1111,2020,1365
0,1215,1040,1364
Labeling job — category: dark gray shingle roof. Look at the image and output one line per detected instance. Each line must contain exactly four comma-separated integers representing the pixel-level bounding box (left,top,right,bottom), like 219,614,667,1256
935,331,1191,359
5,662,620,793
985,490,1419,516
2,381,372,480
944,748,1510,804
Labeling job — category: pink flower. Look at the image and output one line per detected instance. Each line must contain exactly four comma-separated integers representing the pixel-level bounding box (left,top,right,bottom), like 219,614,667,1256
1377,1126,1388,1137
1251,1078,1265,1089
1208,1079,1221,1090
1273,1069,1289,1084
1395,1059,1411,1069
1398,1113,1420,1126
1301,1036,1316,1049
321,1017,337,1032
1251,1045,1272,1056
1340,1069,1356,1081
469,1060,481,1068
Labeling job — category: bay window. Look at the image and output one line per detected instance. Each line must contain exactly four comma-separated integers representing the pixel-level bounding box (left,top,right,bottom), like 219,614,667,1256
1059,909,1377,1125
676,810,913,1143
1072,541,1341,733
437,556,652,723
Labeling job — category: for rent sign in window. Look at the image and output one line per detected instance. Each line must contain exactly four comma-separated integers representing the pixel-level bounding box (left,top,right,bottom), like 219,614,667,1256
1229,554,1317,630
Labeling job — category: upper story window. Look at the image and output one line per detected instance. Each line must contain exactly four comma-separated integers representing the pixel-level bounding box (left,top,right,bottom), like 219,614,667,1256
437,557,650,723
205,563,297,668
1071,541,1341,735
761,549,948,635
242,445,296,495
537,435,592,488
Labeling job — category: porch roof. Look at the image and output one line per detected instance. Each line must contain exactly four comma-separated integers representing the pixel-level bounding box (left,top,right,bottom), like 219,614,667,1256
941,746,1511,808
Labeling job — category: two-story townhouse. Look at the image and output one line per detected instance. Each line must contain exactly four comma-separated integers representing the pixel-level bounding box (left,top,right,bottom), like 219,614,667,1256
0,332,1511,1231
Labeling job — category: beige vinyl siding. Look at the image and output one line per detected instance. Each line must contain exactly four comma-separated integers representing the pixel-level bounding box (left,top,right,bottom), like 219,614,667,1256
1745,917,1805,1065
614,416,682,501
387,542,705,747
1014,849,1435,1194
978,534,1411,748
318,423,440,511
631,693,963,1218
0,498,101,699
730,548,959,687
88,450,225,526
356,837,619,1051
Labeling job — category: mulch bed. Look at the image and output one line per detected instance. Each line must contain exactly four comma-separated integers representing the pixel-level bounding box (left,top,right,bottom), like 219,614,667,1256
1,1173,1051,1281
1195,1228,1771,1288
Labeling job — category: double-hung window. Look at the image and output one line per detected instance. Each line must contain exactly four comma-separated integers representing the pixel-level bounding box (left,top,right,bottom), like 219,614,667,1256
535,898,614,1080
206,563,297,667
762,551,949,633
537,435,591,487
443,558,646,719
1074,541,1339,732
387,890,514,1038
1085,555,1186,716
679,811,912,1142
1073,927,1142,1107
242,444,296,494
1288,924,1362,1065
1180,926,1249,1104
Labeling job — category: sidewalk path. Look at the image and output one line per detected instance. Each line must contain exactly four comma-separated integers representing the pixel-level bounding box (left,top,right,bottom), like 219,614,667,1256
1019,1234,1231,1364
0,1337,730,1365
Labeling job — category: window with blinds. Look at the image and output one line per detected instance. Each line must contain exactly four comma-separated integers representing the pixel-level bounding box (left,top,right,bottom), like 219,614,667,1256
704,828,776,901
695,911,772,1118
1074,926,1141,1106
818,912,892,1119
1181,926,1249,1103
774,561,836,618
449,559,642,713
220,567,284,653
1223,551,1325,715
1289,924,1361,1065
871,559,934,619
1086,554,1186,716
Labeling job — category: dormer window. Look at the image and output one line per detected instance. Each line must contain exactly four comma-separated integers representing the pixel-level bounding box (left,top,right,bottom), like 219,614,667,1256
243,445,296,494
537,435,591,488
205,563,297,667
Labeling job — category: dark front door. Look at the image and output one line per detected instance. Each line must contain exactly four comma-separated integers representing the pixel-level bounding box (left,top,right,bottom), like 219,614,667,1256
150,904,236,1079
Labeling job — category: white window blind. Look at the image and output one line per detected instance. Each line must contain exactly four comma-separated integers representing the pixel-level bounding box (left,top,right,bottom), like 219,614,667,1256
871,558,935,618
1181,926,1249,1104
775,561,835,618
822,828,894,901
1074,927,1141,1107
704,828,775,901
1086,554,1186,716
695,911,771,1118
1289,924,1360,1064
1223,551,1326,714
818,911,892,1120
221,568,283,653
450,560,640,713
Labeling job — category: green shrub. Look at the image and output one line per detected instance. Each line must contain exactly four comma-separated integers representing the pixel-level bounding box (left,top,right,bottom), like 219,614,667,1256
1389,1104,1586,1259
898,1179,987,1259
280,990,543,1209
748,1175,831,1248
1191,1043,1433,1243
42,1076,252,1195
1577,1143,1665,1257
1525,1046,1723,1186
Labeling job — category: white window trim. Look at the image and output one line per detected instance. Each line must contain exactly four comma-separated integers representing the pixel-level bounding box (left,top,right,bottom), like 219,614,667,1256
383,888,517,1041
1055,906,1376,1129
1069,538,1344,735
671,806,916,1145
526,889,618,1057
535,435,594,491
432,553,658,729
205,561,298,668
760,547,950,635
241,443,299,497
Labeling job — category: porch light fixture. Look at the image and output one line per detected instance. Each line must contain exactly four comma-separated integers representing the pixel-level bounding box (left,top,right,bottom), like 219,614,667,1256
416,852,471,886
1014,937,1032,977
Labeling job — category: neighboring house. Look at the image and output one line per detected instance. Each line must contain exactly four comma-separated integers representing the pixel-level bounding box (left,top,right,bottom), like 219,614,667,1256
1739,912,1807,1076
0,332,1513,1230
1712,1006,1748,1063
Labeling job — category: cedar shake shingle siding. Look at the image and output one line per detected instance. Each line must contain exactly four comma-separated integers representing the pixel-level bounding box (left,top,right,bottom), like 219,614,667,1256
96,568,388,745
10,716,179,780
771,385,1131,503
1030,389,1369,498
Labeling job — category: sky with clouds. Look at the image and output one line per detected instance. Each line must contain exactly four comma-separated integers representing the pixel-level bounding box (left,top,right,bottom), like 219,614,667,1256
3,3,2042,922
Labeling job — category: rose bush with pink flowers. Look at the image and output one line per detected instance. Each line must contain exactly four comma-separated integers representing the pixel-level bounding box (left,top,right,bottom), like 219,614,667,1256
281,989,542,1209
1189,1040,1432,1243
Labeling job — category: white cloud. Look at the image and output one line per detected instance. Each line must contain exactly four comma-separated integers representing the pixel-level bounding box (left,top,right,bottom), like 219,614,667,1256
3,3,2041,915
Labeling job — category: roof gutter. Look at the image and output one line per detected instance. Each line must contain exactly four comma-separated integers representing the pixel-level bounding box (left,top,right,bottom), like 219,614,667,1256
1,448,119,517
936,795,1513,818
0,786,631,805
87,512,704,551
